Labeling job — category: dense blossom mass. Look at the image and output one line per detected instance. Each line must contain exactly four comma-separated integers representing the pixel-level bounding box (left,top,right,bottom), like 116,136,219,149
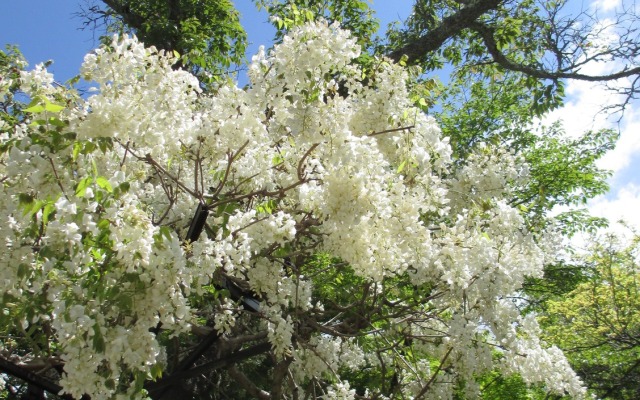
0,22,585,399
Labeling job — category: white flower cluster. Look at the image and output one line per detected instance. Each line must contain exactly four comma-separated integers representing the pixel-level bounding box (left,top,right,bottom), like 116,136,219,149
75,36,201,159
0,21,585,399
322,381,356,400
20,62,56,97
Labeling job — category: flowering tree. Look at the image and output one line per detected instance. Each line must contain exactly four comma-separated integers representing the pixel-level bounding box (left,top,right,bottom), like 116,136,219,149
0,22,585,399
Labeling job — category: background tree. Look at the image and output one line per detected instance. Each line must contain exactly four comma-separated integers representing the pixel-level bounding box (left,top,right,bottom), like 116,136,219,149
387,0,640,115
435,73,615,233
539,229,640,399
0,46,27,127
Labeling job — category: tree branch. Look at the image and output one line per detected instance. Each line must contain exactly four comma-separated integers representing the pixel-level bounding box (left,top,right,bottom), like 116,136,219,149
469,21,640,82
145,342,272,394
228,366,271,399
0,355,88,400
270,357,293,400
415,347,453,399
100,0,146,31
388,0,504,63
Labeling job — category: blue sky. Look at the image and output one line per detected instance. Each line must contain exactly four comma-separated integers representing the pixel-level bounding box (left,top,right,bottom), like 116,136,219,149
0,1,413,82
1,0,638,231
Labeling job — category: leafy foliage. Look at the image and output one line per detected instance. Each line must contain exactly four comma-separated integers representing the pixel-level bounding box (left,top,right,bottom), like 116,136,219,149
254,0,379,49
92,0,247,88
538,230,640,399
0,45,27,127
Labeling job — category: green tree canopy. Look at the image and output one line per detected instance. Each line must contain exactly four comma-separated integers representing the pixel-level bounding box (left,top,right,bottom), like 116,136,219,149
540,230,640,399
82,0,247,88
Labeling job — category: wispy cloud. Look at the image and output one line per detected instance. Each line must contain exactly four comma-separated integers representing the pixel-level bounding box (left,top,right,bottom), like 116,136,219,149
589,182,640,228
542,77,640,230
591,0,622,12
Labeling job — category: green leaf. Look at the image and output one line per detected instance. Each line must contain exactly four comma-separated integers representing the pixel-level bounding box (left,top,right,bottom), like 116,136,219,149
46,116,66,127
116,293,133,310
134,371,146,393
97,219,111,230
24,104,45,113
159,226,173,241
272,246,290,258
18,193,34,207
17,263,29,279
272,154,285,166
256,199,277,214
29,119,47,127
96,176,113,193
305,9,314,21
42,202,55,225
97,138,113,153
44,101,65,113
114,181,131,197
397,160,407,173
72,142,81,161
27,199,44,218
151,363,163,380
75,176,93,197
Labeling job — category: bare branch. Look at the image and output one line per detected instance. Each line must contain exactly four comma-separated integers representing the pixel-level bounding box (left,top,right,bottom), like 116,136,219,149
469,21,640,82
145,342,272,393
368,125,415,137
0,355,84,400
415,347,453,399
228,366,271,399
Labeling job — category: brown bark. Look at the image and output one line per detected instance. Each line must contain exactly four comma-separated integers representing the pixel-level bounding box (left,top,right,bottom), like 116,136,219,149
388,0,504,63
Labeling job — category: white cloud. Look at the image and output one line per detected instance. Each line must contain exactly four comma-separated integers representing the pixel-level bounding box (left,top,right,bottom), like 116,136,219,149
598,110,640,173
538,0,640,235
542,80,616,139
591,182,640,225
542,75,640,175
562,183,640,252
591,0,622,12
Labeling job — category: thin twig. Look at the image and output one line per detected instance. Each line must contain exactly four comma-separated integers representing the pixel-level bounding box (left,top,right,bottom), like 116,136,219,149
212,140,251,199
120,140,130,168
368,125,415,137
48,157,68,199
415,347,453,399
143,153,201,200
297,143,319,181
